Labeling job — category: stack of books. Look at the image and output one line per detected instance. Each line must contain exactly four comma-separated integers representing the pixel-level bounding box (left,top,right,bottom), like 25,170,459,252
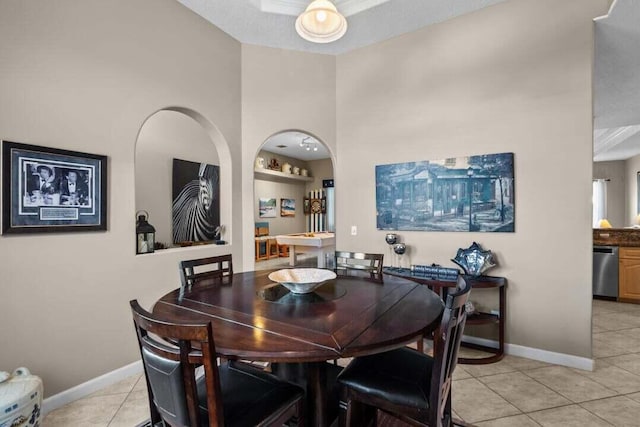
410,264,459,282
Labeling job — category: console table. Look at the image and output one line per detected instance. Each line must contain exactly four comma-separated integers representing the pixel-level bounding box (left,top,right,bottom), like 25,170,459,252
383,267,506,364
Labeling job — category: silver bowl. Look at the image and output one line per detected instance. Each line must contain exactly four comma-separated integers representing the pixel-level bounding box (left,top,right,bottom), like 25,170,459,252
268,268,337,294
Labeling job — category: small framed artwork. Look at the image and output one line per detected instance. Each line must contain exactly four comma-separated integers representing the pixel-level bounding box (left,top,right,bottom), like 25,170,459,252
259,198,277,218
281,198,295,217
321,197,327,214
2,141,108,233
303,197,311,215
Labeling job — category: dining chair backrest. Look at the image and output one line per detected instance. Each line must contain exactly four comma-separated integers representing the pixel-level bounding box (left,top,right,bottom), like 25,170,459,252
130,299,223,427
429,275,472,426
336,274,471,426
334,251,384,280
179,254,233,294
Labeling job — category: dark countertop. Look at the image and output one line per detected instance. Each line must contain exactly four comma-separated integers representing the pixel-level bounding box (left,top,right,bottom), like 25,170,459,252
593,228,640,247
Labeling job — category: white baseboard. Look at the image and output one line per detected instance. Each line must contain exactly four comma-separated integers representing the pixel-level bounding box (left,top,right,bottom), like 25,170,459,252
41,336,595,416
42,361,143,416
463,335,594,371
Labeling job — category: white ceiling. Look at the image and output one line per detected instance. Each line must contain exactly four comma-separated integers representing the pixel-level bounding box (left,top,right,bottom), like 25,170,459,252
593,0,640,162
261,131,330,161
177,0,508,55
177,0,640,162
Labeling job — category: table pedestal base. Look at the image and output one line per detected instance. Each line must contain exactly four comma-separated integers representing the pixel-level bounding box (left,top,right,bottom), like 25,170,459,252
271,361,341,427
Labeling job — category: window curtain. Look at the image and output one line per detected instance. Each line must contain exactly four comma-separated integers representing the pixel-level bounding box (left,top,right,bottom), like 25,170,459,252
592,179,607,228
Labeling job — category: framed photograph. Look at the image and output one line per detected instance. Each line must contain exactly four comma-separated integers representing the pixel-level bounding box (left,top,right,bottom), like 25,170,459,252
321,197,327,214
281,198,295,217
2,140,107,233
259,198,277,218
303,197,311,215
375,152,514,232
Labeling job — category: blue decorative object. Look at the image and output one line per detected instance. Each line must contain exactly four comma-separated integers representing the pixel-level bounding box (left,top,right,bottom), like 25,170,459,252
451,242,497,276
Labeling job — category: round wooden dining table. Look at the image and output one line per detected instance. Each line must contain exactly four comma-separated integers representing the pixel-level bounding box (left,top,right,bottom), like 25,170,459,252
153,269,444,427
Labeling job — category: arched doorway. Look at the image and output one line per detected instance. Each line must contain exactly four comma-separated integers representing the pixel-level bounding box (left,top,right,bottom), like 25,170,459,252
252,130,335,270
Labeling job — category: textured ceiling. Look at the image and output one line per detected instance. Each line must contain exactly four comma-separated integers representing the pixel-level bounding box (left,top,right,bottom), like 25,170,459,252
594,0,640,161
261,131,330,161
177,0,507,55
176,0,640,162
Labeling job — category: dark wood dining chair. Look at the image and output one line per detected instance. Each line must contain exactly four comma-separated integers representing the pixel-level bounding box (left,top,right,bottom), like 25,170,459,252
179,254,233,300
336,276,472,427
334,251,384,281
130,300,305,427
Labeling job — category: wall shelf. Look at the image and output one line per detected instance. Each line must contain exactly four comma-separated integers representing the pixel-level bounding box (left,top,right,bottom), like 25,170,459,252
254,168,313,183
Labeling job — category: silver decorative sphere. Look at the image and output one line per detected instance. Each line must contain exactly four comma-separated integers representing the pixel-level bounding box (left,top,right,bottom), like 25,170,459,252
385,233,398,245
393,243,406,255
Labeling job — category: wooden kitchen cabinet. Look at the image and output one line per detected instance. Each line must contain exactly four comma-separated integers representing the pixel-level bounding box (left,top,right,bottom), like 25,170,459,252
619,247,640,301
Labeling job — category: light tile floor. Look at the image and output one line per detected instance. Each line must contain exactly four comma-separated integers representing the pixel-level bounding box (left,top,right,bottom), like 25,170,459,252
254,253,318,270
43,299,640,426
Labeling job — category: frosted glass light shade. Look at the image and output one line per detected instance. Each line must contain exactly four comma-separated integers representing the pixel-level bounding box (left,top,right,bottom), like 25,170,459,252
295,0,347,43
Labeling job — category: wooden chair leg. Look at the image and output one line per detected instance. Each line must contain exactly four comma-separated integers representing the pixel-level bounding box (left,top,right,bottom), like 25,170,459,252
341,399,375,427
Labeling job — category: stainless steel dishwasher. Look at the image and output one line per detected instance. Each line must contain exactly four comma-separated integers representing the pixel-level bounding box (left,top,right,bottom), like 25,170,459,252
593,245,619,299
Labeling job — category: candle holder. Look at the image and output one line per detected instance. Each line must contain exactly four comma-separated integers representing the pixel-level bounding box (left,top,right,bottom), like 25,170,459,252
393,243,407,271
385,233,398,269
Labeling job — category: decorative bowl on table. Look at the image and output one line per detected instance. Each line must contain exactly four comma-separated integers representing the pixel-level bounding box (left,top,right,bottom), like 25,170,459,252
451,241,497,276
268,268,337,294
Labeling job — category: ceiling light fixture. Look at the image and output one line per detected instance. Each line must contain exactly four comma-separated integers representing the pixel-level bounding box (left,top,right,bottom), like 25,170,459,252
300,136,319,152
295,0,347,44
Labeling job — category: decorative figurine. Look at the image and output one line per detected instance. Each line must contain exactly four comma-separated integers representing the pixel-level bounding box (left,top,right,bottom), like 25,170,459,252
451,241,497,276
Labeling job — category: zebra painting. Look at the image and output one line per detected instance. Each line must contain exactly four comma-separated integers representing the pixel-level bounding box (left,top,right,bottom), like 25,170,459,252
172,158,220,244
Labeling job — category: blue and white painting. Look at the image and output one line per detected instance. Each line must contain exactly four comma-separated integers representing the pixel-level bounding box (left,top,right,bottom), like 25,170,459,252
376,152,514,232
259,198,277,218
280,198,295,217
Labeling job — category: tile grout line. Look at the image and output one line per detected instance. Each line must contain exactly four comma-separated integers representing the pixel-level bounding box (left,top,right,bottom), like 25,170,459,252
106,375,143,427
476,370,574,415
576,401,619,427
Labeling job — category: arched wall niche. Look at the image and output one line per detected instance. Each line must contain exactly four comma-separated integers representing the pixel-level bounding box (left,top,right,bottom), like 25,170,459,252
134,107,233,251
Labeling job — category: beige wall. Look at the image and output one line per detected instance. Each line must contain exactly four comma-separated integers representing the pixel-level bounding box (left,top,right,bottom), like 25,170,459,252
241,44,337,270
254,180,307,235
306,158,334,193
253,150,310,235
593,161,625,228
0,0,242,396
136,110,221,245
336,0,610,358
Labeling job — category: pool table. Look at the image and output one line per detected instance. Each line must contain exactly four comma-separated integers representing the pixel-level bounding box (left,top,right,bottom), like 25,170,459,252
275,232,335,268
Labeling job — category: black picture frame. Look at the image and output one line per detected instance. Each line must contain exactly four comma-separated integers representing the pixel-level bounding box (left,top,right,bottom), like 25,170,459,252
303,197,311,214
2,141,108,233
